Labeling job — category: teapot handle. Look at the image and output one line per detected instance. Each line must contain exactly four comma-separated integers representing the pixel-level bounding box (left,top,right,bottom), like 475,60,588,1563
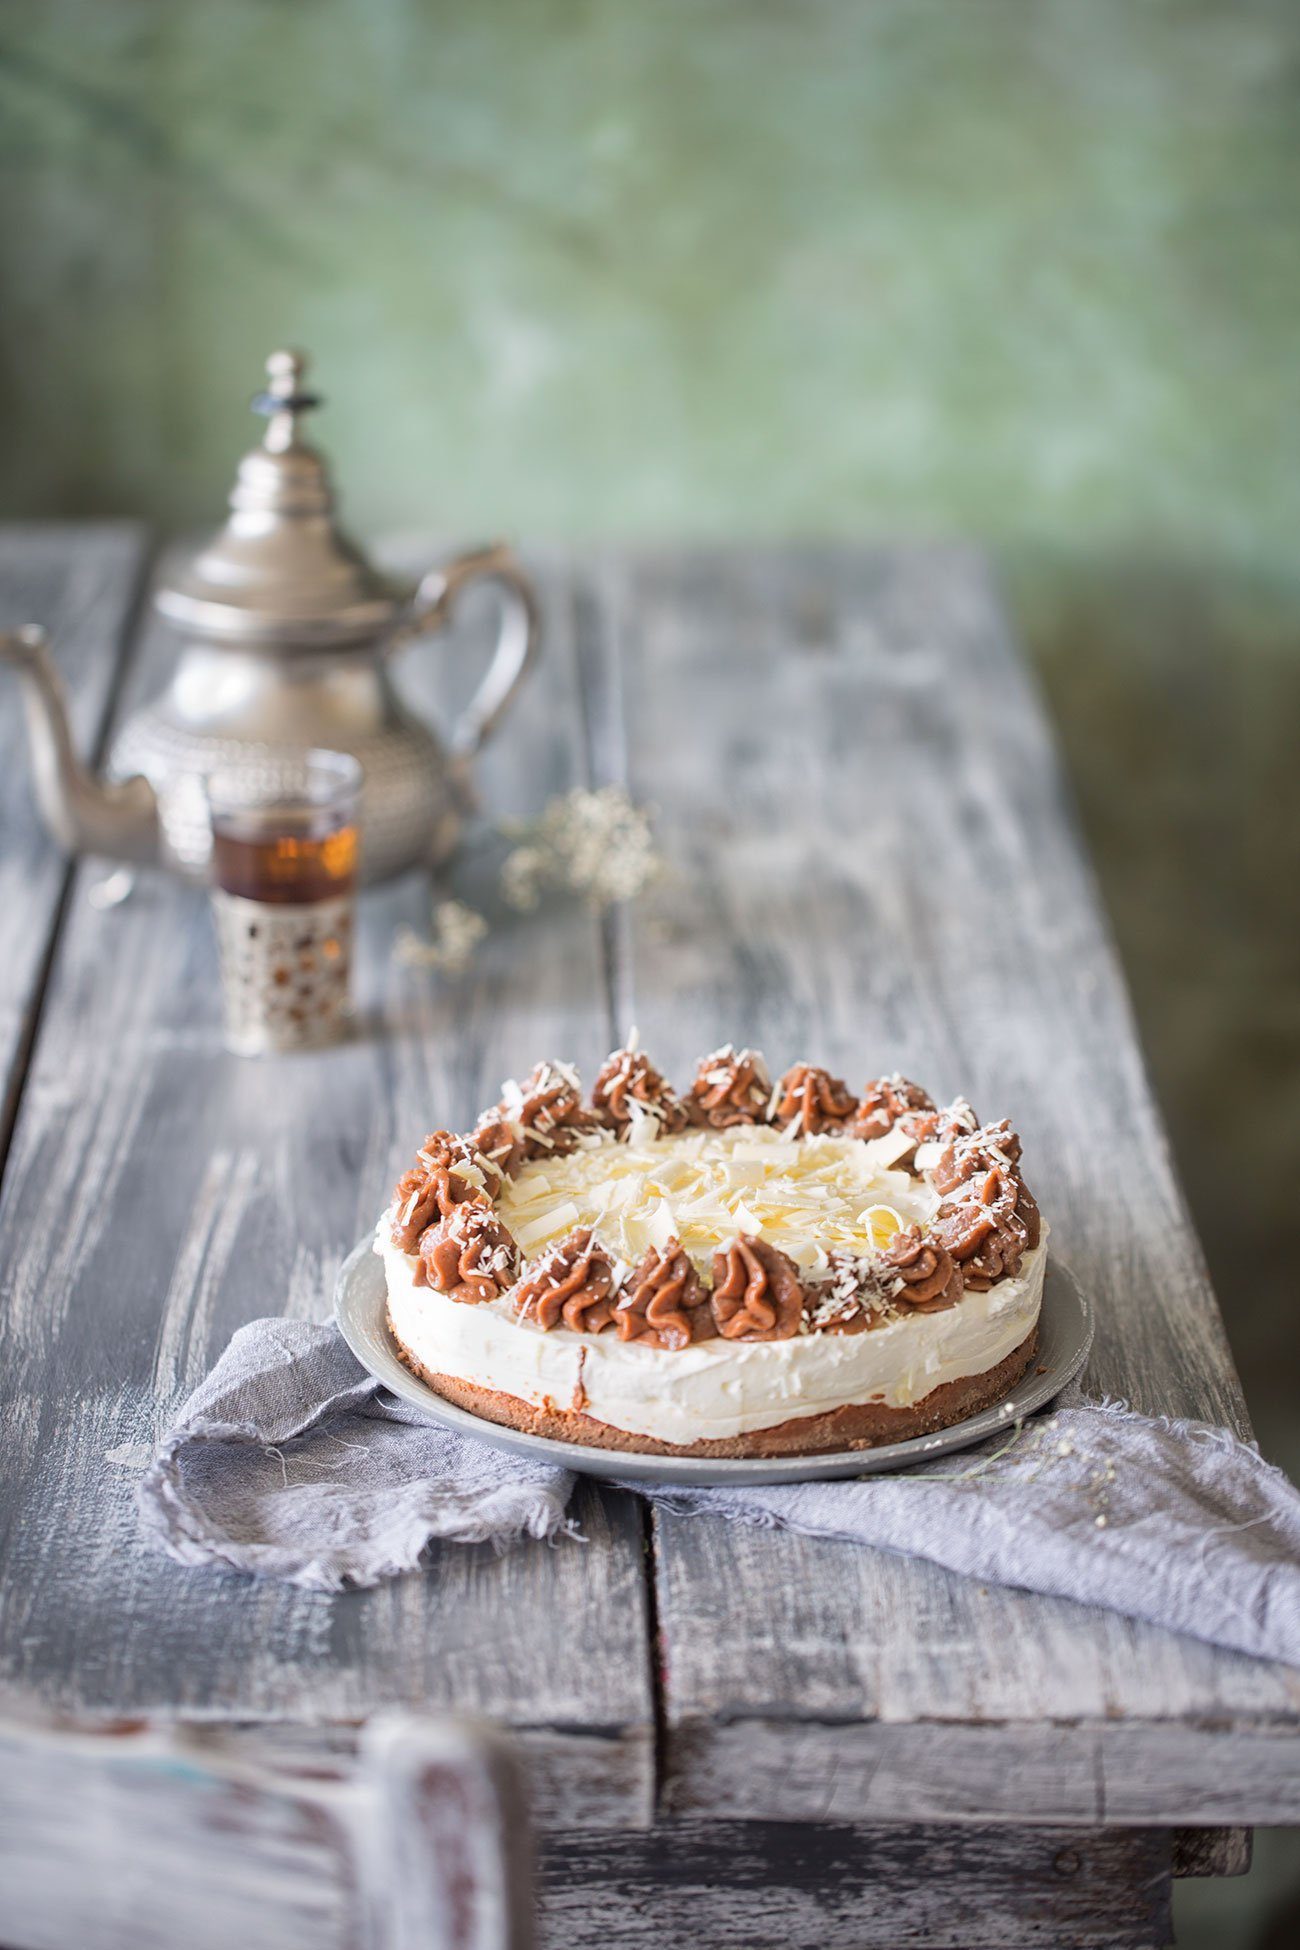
387,542,540,760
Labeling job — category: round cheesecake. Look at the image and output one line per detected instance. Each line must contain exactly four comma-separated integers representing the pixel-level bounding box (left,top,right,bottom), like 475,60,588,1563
378,1047,1046,1458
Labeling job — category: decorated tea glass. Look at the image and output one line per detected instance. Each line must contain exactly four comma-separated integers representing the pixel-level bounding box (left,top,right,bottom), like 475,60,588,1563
205,750,361,1056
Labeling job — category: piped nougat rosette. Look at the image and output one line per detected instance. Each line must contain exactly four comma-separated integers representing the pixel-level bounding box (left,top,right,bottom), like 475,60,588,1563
773,1063,859,1137
471,1060,599,1174
590,1039,689,1136
390,1131,504,1250
383,1042,1043,1340
618,1240,716,1349
685,1045,774,1129
416,1202,520,1303
709,1236,805,1341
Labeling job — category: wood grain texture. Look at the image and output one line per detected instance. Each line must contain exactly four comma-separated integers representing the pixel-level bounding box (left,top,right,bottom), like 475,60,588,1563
0,1709,533,1950
0,525,147,1141
0,545,652,1828
538,1820,1172,1950
1171,1827,1252,1880
0,533,1291,1865
662,1720,1300,1828
577,544,1300,1821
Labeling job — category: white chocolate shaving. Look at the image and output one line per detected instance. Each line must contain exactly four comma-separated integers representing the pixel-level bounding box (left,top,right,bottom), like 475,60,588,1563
495,1127,940,1273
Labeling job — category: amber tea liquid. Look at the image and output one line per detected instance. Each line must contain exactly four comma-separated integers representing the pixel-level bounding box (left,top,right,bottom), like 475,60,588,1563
211,805,358,905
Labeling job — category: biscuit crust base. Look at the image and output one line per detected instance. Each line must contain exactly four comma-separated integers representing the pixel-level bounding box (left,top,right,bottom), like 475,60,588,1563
387,1304,1040,1458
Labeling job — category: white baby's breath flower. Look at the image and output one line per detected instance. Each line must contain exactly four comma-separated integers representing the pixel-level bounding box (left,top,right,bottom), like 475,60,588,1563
393,899,488,973
502,787,661,911
500,844,548,912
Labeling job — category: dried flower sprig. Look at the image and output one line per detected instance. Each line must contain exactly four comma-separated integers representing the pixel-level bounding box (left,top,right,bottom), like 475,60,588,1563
393,787,662,973
502,787,662,911
393,899,488,973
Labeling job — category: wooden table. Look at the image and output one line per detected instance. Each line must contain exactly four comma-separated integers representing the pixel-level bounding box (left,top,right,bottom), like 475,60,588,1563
1,526,1296,1949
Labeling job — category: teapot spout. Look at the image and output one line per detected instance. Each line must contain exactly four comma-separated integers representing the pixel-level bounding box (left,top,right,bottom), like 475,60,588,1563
0,627,160,866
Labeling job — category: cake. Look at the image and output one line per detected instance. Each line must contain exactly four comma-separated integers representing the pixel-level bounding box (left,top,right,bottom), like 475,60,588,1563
377,1042,1047,1458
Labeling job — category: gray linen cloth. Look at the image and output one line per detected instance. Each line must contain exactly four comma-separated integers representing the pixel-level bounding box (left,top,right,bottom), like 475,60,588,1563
138,1317,1300,1665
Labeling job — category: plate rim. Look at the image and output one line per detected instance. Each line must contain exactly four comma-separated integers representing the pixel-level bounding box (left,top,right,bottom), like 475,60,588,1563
334,1236,1094,1486
335,1238,1094,1485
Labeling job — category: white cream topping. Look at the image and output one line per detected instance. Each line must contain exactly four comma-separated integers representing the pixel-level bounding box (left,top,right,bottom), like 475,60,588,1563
379,1226,1048,1444
494,1125,940,1277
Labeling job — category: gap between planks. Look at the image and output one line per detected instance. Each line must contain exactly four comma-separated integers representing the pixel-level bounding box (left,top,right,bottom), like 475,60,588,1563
0,526,156,1186
570,567,673,1811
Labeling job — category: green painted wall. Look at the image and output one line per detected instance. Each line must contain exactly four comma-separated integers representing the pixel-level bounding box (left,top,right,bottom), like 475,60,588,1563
2,0,1297,563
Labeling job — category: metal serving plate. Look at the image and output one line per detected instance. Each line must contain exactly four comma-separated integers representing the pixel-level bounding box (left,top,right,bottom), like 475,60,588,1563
335,1239,1093,1488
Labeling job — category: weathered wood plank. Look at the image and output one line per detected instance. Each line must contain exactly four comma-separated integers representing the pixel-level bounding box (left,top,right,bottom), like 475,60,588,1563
0,1709,532,1950
0,524,147,1141
0,1710,1184,1950
582,544,1300,1822
0,548,652,1828
2,534,1290,1863
1171,1827,1252,1879
662,1720,1300,1829
538,1819,1172,1950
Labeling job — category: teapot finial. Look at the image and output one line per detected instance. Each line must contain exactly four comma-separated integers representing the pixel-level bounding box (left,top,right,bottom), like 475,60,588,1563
157,347,401,644
252,349,321,454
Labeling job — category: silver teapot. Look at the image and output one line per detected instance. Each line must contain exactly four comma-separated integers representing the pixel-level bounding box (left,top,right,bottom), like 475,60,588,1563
0,351,539,883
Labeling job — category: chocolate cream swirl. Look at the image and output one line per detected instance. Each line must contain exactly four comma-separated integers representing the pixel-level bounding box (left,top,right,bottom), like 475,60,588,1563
933,1164,1030,1290
882,1224,963,1311
516,1227,619,1333
928,1119,1040,1258
930,1118,1022,1195
710,1235,805,1341
417,1203,519,1303
852,1074,936,1142
470,1109,526,1179
473,1061,599,1175
391,1131,498,1251
686,1046,773,1130
591,1044,688,1136
806,1252,895,1334
773,1063,858,1135
616,1239,716,1349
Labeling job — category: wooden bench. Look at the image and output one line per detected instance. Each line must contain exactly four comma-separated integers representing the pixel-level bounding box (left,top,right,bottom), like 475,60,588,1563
0,1710,531,1950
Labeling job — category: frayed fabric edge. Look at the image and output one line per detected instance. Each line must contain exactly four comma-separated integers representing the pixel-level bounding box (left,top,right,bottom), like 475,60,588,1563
138,1439,579,1590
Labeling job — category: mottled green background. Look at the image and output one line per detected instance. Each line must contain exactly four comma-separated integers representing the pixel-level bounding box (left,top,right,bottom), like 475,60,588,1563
4,0,1300,558
2,6,1298,1930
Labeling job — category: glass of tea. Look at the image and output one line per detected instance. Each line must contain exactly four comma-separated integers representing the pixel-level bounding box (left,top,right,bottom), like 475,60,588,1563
204,750,362,1056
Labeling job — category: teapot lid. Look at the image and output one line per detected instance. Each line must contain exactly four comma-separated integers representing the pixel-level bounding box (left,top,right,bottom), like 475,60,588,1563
155,350,408,646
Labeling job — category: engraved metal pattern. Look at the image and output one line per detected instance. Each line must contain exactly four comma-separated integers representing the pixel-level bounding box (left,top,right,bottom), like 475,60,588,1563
211,891,355,1057
109,714,458,883
0,354,539,882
